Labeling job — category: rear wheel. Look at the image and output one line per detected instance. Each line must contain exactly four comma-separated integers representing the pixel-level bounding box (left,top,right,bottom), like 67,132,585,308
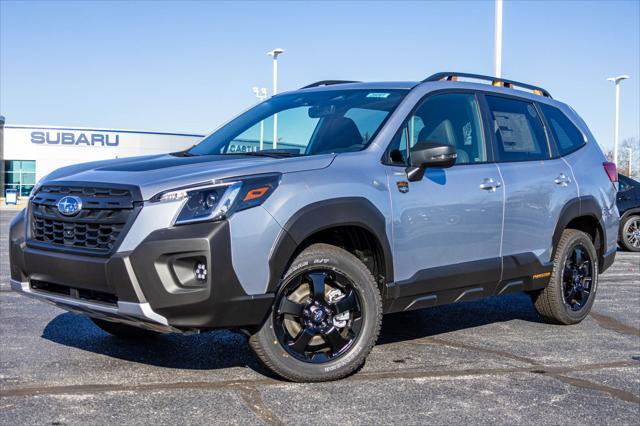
249,243,382,382
530,229,598,325
619,215,640,252
92,318,161,339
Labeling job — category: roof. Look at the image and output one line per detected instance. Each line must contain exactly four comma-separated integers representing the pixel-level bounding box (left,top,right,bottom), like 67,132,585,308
292,72,556,103
294,81,420,92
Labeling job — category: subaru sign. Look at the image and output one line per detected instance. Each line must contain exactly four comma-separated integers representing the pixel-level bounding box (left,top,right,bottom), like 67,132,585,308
31,131,119,147
2,125,204,198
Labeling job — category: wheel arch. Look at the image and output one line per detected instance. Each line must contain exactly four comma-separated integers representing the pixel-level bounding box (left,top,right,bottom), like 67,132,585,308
552,196,607,267
267,197,393,296
620,207,640,224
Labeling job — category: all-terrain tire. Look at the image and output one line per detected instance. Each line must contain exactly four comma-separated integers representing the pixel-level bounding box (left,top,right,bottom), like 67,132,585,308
530,229,598,325
249,243,382,382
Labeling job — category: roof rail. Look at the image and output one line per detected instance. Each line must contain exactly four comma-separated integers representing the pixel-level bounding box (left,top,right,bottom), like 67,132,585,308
423,72,552,98
301,80,360,89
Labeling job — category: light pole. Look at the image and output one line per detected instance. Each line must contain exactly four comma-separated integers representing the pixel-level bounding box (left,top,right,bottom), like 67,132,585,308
494,0,503,78
267,48,284,149
252,87,268,151
267,48,284,95
606,75,629,166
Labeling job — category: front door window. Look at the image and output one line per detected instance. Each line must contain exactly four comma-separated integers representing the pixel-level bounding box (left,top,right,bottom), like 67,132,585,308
387,93,486,166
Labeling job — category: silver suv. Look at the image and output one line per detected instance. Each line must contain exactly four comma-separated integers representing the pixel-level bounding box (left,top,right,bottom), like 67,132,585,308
9,72,619,382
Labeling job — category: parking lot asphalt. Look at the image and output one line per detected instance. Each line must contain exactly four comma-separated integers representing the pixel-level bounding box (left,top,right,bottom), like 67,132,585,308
1,208,639,425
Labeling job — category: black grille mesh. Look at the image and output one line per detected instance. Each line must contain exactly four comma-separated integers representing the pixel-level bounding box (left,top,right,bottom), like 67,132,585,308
30,185,136,254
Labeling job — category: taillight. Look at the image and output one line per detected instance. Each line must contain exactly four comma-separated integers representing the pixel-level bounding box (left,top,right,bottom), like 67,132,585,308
603,162,618,183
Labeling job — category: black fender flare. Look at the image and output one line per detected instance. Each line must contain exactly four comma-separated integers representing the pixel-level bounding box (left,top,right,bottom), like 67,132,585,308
267,197,394,292
552,196,607,264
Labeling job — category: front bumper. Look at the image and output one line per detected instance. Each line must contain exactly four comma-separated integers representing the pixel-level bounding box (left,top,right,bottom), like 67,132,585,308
10,279,178,333
9,209,274,331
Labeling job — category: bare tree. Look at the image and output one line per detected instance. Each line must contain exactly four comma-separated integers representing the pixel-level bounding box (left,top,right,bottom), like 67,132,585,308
619,137,639,177
603,137,639,177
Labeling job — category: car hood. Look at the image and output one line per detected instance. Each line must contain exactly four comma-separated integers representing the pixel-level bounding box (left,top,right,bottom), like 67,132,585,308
43,153,336,200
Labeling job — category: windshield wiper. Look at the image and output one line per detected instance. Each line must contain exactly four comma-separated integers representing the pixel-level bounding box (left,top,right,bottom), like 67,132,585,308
171,146,198,157
230,150,301,158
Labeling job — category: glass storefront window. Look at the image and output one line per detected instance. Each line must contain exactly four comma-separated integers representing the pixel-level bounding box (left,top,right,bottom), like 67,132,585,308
4,160,36,196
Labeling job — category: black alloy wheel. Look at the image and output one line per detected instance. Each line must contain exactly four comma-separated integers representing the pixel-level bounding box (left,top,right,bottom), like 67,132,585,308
274,269,363,363
249,243,382,382
562,245,594,312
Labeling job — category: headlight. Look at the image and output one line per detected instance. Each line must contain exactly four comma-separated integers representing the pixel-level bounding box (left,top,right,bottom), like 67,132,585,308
151,173,281,225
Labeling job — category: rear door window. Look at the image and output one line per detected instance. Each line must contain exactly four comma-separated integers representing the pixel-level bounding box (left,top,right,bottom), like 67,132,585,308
538,104,586,156
485,95,550,162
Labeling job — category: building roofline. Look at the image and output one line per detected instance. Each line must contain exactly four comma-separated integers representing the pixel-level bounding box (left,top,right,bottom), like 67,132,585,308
4,124,205,138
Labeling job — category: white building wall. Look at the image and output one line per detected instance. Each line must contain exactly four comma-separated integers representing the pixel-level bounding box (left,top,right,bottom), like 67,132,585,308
3,125,204,182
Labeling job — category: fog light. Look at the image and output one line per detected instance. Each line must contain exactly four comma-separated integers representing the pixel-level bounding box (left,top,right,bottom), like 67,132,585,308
194,262,208,282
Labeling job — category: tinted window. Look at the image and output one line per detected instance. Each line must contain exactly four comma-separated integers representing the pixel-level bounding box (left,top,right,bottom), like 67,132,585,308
486,96,550,162
619,175,638,192
387,93,486,165
619,176,631,192
539,104,586,156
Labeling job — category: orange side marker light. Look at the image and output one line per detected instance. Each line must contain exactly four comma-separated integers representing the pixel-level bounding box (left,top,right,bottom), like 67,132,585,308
243,186,270,202
532,272,551,280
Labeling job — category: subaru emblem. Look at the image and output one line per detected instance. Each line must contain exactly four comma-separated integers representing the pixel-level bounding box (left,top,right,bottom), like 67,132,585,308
57,196,82,216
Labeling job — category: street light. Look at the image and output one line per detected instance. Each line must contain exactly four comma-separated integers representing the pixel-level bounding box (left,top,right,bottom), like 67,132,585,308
267,48,284,95
252,87,268,151
606,75,630,166
267,48,284,149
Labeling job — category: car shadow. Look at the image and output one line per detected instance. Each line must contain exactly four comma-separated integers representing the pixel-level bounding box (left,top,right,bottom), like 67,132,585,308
41,313,275,376
378,292,541,345
42,293,541,372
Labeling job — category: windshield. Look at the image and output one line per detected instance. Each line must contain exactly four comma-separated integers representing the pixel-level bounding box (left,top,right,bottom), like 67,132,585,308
188,89,407,157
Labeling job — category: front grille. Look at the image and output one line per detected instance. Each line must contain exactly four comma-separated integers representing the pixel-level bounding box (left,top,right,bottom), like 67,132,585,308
29,184,137,255
30,280,118,305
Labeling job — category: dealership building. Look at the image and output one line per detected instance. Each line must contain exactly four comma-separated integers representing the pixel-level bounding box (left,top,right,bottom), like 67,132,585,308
0,117,204,197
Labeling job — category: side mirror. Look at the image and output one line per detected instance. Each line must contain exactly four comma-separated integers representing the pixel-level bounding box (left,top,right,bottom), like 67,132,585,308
406,141,457,181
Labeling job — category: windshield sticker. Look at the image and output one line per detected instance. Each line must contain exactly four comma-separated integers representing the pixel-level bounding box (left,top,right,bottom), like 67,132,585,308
366,92,390,98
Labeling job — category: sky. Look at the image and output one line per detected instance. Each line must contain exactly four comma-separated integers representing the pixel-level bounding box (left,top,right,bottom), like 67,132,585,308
1,0,639,151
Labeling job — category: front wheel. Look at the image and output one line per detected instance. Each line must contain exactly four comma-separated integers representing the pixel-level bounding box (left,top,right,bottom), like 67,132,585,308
249,243,382,382
530,229,598,325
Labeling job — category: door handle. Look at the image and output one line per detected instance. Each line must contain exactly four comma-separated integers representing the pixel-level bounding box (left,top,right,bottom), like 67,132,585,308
554,173,571,187
480,178,502,192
